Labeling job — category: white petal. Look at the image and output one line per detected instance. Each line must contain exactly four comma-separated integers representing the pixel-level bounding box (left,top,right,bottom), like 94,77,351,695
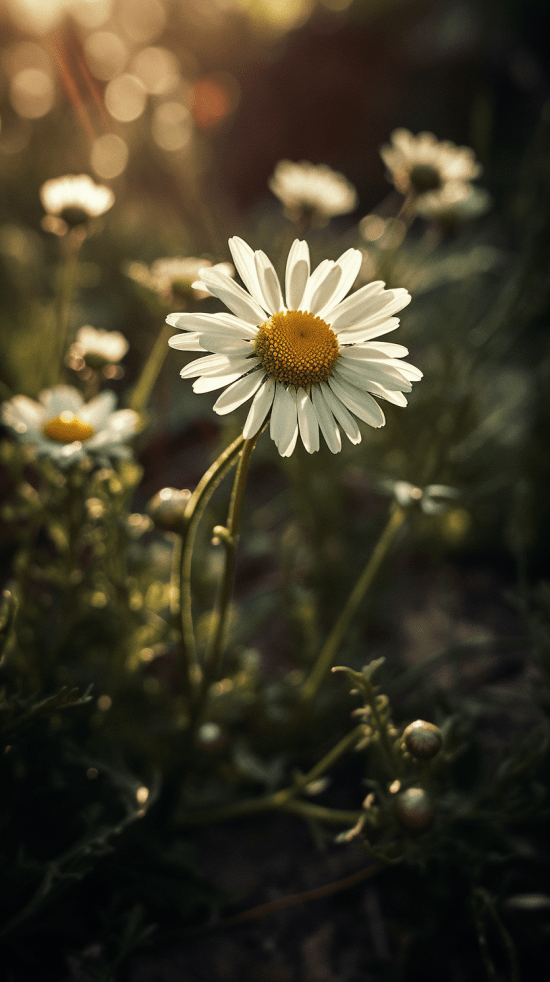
81,390,117,427
296,389,319,453
336,316,400,344
336,357,412,391
270,384,299,456
168,332,205,351
87,409,138,445
167,311,258,339
328,374,386,428
305,264,342,316
311,385,341,453
320,381,361,444
212,368,264,415
285,239,310,310
197,268,268,325
179,353,234,379
243,376,275,438
197,334,253,355
228,236,267,309
364,381,409,406
317,248,363,318
329,287,411,333
300,260,335,312
254,250,284,315
346,341,409,358
41,386,83,417
340,347,421,379
2,395,44,432
193,371,248,393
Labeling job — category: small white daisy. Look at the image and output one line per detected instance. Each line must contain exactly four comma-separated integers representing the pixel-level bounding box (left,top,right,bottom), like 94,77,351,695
69,325,129,370
380,129,482,205
40,174,114,230
126,257,234,305
414,183,491,225
2,385,139,467
167,237,422,457
269,160,358,226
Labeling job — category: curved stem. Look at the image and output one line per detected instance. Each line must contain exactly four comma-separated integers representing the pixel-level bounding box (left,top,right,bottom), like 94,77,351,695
177,433,245,699
300,505,406,705
177,723,366,826
198,436,257,704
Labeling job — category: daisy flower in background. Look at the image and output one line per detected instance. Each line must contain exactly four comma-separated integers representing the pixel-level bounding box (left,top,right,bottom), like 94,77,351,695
414,183,491,226
380,129,482,210
40,174,114,234
269,160,358,226
168,237,421,457
67,325,129,373
2,386,139,467
126,257,235,306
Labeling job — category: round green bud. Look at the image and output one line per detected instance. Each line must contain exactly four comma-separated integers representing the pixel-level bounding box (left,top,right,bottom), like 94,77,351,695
147,487,191,532
402,719,442,760
395,787,434,830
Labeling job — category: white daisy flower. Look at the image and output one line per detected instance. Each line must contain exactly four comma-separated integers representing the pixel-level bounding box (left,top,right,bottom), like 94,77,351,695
126,257,235,305
40,174,114,230
69,325,129,370
380,129,482,205
269,160,357,226
383,480,460,515
167,237,422,457
414,183,491,225
2,385,139,468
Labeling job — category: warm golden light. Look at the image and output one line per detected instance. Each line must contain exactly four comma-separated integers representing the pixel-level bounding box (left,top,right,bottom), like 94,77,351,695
84,31,128,81
151,101,192,151
191,73,240,129
119,0,166,44
91,133,129,179
104,73,147,122
131,46,180,95
10,67,55,119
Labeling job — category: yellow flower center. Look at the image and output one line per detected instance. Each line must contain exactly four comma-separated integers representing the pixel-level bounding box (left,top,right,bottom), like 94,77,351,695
254,310,339,389
43,411,95,443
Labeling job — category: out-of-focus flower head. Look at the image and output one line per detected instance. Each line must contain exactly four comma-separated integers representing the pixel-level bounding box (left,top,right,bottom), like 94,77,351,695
40,174,114,234
414,183,491,227
2,385,138,468
67,325,129,374
381,479,460,515
269,160,358,227
126,257,235,306
168,236,421,457
380,129,482,211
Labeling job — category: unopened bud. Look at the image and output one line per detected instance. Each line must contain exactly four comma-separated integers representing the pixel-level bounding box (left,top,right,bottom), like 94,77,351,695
402,719,442,760
395,787,434,829
147,487,191,532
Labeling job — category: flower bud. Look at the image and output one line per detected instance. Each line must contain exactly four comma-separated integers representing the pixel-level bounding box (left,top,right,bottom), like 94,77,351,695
147,487,191,532
395,787,434,829
402,719,442,760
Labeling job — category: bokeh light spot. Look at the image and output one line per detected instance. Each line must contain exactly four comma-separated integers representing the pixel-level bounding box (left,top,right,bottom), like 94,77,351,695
131,46,180,95
105,73,147,122
91,133,129,179
70,0,113,29
119,0,166,44
191,72,240,129
152,101,192,151
10,68,55,119
85,31,128,81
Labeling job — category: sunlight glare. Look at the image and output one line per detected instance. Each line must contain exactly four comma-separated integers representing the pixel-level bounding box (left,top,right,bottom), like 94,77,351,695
105,73,147,122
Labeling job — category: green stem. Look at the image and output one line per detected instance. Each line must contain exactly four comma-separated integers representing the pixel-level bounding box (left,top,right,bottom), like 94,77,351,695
177,723,366,826
56,230,84,382
198,436,257,702
178,433,245,698
300,504,406,705
128,321,173,413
